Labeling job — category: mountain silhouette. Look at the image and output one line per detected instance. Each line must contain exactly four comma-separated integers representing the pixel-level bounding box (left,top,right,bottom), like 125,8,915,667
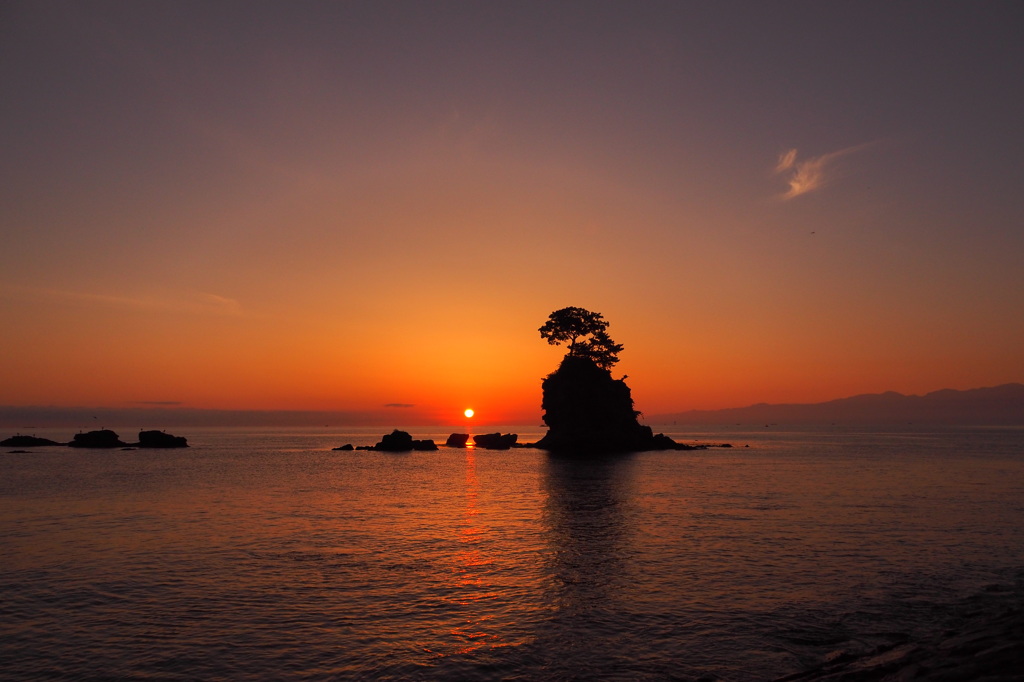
650,383,1024,425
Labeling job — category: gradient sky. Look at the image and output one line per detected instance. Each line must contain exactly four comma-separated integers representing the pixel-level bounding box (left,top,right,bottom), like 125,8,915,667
2,1,1023,424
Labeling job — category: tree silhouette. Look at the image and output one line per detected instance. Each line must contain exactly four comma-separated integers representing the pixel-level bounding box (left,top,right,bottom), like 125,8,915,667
539,307,623,369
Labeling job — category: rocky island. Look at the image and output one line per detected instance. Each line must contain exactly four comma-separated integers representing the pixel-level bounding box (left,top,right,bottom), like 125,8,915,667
61,429,189,448
470,432,518,449
534,307,705,453
69,429,129,448
4,430,189,449
350,429,437,452
136,430,189,448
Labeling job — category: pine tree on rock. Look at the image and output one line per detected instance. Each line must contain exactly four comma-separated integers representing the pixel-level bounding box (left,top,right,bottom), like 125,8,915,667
538,306,623,369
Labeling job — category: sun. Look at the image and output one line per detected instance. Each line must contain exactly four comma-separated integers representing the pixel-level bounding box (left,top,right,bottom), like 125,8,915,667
464,408,475,419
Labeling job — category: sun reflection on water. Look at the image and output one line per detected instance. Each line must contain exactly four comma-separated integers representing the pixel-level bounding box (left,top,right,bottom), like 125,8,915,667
437,450,503,657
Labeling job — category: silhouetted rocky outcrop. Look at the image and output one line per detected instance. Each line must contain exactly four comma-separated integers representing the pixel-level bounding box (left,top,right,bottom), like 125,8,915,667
376,429,414,451
332,443,354,451
1,435,63,447
445,433,470,447
5,430,190,448
135,430,188,448
358,429,437,452
472,432,518,449
536,356,697,453
69,429,129,448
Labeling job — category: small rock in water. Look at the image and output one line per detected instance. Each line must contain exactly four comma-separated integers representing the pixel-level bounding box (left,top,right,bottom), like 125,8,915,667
136,430,188,448
445,433,470,447
69,430,128,448
472,433,517,449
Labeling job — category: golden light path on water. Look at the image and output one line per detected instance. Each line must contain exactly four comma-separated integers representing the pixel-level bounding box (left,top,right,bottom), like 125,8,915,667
450,450,493,656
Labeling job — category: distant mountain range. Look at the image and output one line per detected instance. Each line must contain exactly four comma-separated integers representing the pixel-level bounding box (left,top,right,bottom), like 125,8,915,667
649,383,1024,425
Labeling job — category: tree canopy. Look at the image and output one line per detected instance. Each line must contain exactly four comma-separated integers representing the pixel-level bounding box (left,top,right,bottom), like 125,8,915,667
539,306,623,369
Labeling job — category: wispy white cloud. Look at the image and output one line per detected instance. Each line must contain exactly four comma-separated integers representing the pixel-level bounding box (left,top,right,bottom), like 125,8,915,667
774,143,873,199
775,148,798,174
192,292,244,316
0,285,244,316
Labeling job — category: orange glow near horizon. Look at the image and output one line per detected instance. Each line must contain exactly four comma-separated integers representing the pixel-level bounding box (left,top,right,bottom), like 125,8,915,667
1,166,1021,420
2,6,1022,422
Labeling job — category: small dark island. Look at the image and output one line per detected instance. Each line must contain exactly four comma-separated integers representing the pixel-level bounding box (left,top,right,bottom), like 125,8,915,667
445,433,470,448
69,429,130,448
472,432,518,450
534,307,706,454
354,429,437,452
1,434,64,447
136,430,189,448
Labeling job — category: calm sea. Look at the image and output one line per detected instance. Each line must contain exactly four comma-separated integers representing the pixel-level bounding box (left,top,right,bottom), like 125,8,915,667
2,425,1022,681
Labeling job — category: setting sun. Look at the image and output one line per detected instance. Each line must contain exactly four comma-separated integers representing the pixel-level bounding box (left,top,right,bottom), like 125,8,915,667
464,408,474,418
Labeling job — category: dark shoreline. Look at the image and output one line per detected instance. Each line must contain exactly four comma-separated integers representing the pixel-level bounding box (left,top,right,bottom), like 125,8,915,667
776,579,1024,681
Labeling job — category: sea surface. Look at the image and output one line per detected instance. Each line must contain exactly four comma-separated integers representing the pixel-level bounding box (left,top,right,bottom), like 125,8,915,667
2,425,1023,681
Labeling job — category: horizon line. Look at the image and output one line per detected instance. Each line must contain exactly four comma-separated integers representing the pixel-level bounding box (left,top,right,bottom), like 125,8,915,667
3,382,1021,428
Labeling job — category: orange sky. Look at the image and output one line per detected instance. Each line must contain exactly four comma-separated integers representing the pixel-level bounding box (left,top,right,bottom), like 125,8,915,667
2,3,1023,424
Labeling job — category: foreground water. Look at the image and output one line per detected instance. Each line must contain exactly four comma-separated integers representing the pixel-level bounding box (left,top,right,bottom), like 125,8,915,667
1,425,1022,680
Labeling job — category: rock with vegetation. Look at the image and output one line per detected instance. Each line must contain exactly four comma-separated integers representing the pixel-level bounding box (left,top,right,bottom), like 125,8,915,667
68,429,129,448
535,354,658,453
534,307,699,453
135,430,188,448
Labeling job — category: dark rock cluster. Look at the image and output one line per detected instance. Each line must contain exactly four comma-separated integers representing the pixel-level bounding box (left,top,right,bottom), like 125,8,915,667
336,430,522,452
65,429,188,448
5,429,190,450
351,429,437,452
137,430,188,448
472,432,518,449
443,432,519,449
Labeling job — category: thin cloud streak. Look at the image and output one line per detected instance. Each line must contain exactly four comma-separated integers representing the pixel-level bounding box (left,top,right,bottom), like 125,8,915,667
775,149,798,173
775,143,873,199
0,285,244,316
